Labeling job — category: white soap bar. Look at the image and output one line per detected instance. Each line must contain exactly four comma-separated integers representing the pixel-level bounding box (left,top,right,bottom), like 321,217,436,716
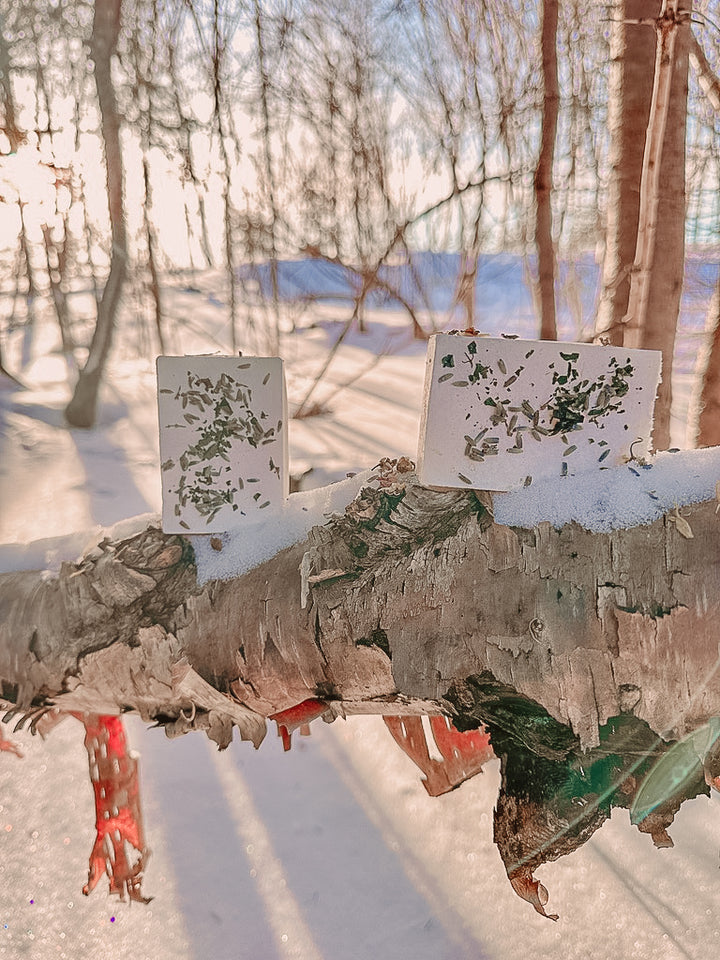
417,334,661,491
157,356,288,533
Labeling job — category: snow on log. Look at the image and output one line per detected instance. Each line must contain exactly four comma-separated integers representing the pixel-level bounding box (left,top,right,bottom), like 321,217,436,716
0,452,719,750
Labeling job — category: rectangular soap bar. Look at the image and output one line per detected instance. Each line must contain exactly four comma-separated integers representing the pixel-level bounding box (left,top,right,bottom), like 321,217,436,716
157,356,288,533
417,334,662,491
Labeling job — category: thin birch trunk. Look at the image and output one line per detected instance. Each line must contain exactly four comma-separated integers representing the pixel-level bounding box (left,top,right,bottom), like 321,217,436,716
41,224,73,354
623,0,691,450
65,0,128,429
142,154,165,354
0,27,21,152
136,2,164,355
595,0,660,346
207,0,239,354
691,276,720,445
624,0,682,338
253,0,281,355
688,35,720,446
534,0,559,341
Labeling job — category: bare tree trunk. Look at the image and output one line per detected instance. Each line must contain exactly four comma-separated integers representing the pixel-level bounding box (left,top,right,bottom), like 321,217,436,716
41,224,74,354
17,201,39,345
595,0,660,345
692,276,720,445
65,0,127,429
133,0,165,355
1,467,718,753
454,251,478,329
142,153,165,354
253,0,281,355
33,42,75,357
534,0,559,341
0,27,21,152
625,0,683,334
70,56,103,314
623,1,690,452
685,36,720,447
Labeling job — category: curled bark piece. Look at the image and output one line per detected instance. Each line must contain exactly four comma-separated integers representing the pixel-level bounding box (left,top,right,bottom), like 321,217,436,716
78,713,151,903
270,698,330,751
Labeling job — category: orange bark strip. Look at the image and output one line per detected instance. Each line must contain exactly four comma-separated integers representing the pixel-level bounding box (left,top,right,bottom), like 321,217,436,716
385,716,496,797
78,713,151,903
270,698,329,751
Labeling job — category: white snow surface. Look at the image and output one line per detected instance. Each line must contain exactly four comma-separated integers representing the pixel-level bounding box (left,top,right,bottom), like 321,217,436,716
193,446,720,584
4,446,719,582
493,446,720,532
189,470,370,583
0,513,159,575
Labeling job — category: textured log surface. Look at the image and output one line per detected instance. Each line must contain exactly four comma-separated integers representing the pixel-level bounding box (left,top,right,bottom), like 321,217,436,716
1,468,718,749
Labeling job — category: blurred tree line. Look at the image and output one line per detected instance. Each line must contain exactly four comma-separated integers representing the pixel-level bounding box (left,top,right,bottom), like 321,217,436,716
0,0,719,445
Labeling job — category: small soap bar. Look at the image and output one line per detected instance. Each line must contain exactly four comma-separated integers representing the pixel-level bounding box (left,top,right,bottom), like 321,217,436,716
157,355,288,533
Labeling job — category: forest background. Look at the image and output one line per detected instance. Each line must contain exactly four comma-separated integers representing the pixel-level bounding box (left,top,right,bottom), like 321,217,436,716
2,3,720,958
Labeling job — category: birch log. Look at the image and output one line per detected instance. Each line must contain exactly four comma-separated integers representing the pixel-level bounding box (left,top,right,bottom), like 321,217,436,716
1,469,719,752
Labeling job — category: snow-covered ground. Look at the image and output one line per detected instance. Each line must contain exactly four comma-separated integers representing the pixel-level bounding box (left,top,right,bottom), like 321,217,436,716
1,278,720,959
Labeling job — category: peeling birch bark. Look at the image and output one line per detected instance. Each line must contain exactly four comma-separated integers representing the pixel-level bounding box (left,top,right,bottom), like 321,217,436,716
1,471,719,752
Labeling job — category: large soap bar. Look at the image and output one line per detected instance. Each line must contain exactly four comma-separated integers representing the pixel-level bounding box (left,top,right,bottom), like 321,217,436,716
418,334,661,491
